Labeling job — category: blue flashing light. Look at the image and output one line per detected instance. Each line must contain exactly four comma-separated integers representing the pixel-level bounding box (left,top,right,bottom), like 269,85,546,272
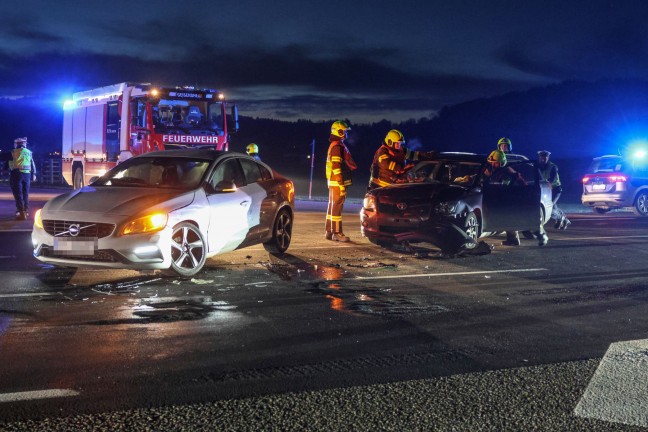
63,99,76,110
634,149,646,159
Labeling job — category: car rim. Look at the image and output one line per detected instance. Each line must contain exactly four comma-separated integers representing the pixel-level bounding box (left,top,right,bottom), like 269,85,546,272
276,212,292,249
465,216,478,241
639,194,648,214
171,226,204,269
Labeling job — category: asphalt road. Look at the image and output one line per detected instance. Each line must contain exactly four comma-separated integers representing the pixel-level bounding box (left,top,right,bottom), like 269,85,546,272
0,187,647,430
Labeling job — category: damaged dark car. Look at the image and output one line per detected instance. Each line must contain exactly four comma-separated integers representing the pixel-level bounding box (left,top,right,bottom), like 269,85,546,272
360,153,553,255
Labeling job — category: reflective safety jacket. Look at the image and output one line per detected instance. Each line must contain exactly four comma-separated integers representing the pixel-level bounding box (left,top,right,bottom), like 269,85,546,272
326,139,357,188
538,162,560,187
369,145,424,189
9,147,36,174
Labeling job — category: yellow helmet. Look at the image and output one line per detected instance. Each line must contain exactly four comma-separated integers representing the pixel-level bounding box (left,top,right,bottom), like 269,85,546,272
487,150,507,165
497,137,512,152
331,120,351,138
246,143,259,155
385,129,405,149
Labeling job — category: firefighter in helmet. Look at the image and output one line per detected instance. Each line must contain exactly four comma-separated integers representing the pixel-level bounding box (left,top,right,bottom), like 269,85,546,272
368,129,436,191
9,137,37,220
497,137,512,154
246,143,261,161
325,120,357,242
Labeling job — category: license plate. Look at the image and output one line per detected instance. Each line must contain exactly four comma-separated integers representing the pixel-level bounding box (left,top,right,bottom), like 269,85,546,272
592,184,606,190
54,237,97,256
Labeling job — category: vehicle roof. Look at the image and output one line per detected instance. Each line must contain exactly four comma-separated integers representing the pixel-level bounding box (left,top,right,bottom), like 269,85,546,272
137,149,243,161
593,155,622,159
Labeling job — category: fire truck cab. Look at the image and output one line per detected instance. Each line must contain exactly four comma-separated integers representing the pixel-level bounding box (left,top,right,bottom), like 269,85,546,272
62,82,238,189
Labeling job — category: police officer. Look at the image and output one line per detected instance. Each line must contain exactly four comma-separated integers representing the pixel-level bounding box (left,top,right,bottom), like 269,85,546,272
9,137,37,220
325,120,357,242
368,129,435,191
537,150,570,229
246,143,261,161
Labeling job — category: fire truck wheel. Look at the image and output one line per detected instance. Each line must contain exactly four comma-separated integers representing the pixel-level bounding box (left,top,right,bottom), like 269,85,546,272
73,168,84,190
162,222,207,277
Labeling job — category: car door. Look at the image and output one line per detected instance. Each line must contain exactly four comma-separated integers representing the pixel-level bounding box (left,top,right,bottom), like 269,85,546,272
481,161,541,231
238,158,271,243
205,157,250,254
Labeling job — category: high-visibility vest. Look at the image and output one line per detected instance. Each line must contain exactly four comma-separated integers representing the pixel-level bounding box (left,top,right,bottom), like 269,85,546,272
9,147,34,173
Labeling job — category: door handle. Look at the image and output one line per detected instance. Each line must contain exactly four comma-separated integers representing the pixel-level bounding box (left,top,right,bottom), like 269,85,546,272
240,200,250,206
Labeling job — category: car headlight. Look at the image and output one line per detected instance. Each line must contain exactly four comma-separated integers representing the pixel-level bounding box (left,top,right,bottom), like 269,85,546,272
34,209,43,229
363,195,376,210
121,212,168,235
434,201,458,215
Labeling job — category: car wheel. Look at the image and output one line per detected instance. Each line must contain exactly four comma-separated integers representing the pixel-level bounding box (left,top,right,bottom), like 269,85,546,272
73,167,84,190
593,207,610,214
633,192,648,216
164,222,207,277
263,208,292,254
463,212,480,241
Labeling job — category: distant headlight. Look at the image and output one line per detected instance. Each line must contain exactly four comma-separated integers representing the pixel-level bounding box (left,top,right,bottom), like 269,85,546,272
363,195,376,210
434,201,458,215
121,212,168,235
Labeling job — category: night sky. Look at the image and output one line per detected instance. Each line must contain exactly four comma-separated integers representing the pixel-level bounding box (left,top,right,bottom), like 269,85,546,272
1,0,648,123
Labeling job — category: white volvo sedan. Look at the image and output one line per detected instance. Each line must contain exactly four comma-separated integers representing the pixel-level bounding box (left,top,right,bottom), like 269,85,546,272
32,149,294,276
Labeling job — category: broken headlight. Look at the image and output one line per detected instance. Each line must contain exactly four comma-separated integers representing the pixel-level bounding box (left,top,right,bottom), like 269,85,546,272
434,201,458,215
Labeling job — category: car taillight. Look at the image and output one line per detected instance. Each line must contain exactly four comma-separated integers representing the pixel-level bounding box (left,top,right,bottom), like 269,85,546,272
583,174,628,183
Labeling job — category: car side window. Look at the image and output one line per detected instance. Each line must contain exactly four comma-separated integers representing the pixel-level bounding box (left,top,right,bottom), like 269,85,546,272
208,158,245,190
240,158,263,184
258,163,272,181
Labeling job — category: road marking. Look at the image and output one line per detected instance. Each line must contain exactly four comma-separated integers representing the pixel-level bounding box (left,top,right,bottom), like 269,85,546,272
0,389,79,403
354,268,548,280
575,339,648,427
0,292,57,298
552,235,648,241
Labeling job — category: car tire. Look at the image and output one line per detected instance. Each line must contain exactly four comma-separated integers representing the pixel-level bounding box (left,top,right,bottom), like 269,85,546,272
263,208,292,254
633,192,648,216
73,167,84,190
463,212,480,241
163,222,207,277
593,207,610,214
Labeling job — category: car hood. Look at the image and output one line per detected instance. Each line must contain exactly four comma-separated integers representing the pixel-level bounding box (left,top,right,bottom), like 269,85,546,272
44,186,195,217
373,182,469,203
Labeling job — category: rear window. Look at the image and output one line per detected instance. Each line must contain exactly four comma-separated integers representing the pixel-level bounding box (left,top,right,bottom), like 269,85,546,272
589,157,624,173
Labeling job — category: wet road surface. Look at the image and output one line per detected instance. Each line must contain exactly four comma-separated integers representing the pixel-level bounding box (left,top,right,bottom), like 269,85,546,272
0,194,648,429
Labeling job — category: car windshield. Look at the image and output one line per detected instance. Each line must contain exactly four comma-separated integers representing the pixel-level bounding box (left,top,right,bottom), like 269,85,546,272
93,156,211,189
435,161,483,186
589,157,624,173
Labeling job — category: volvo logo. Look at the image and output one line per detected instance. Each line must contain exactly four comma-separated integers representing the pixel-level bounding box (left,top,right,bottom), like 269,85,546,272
396,202,408,210
68,224,81,237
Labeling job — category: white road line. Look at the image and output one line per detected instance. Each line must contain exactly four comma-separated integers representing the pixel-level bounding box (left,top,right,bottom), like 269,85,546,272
354,268,548,280
0,389,80,403
0,292,56,298
552,234,648,241
575,339,648,427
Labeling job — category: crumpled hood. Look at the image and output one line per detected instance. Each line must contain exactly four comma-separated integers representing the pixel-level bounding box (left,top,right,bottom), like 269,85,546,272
44,186,195,216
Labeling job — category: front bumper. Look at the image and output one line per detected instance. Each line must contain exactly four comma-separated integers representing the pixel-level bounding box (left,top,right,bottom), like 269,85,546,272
32,225,174,270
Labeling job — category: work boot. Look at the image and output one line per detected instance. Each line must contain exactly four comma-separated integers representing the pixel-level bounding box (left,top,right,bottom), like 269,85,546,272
325,232,333,240
459,241,493,256
554,216,565,229
501,238,521,246
559,218,571,230
332,232,350,242
15,211,23,220
535,231,549,246
18,212,27,221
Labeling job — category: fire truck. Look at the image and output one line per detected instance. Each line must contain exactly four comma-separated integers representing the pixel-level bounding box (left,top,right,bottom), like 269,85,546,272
62,82,239,189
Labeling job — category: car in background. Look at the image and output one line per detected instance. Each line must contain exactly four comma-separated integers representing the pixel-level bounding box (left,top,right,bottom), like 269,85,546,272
581,155,648,215
32,149,294,276
360,153,552,250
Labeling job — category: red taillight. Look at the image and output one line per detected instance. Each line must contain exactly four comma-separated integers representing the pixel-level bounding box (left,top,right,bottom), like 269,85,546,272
583,173,628,184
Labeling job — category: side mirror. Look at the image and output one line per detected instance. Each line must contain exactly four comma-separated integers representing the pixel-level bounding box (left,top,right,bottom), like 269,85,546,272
205,180,237,194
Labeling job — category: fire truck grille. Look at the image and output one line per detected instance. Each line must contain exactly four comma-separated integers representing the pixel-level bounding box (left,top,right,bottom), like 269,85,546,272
43,220,116,238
